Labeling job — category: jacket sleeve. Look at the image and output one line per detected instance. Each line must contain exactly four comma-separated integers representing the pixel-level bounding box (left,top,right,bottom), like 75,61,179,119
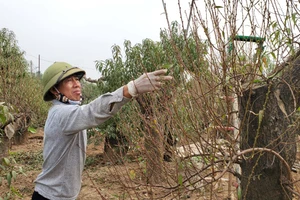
53,87,131,135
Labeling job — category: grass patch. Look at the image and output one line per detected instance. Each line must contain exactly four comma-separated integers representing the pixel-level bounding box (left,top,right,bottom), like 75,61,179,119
9,150,43,171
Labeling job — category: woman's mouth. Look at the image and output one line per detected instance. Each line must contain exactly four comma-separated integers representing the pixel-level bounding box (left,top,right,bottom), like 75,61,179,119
73,90,81,95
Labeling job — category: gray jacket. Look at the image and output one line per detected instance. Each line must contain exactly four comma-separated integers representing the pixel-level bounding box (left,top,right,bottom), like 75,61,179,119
34,87,130,200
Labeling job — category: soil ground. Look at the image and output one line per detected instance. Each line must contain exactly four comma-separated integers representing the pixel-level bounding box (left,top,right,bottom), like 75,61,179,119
1,130,300,200
1,129,133,200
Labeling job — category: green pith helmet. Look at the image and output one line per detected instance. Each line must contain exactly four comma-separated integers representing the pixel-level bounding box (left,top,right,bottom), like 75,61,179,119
42,62,86,101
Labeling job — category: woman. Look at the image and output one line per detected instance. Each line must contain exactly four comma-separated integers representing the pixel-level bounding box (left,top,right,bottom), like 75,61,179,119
32,62,172,200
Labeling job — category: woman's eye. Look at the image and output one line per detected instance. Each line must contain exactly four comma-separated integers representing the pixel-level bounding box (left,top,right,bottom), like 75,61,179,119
64,76,80,83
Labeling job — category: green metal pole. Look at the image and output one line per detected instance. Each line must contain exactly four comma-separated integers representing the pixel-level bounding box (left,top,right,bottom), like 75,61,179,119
228,35,265,54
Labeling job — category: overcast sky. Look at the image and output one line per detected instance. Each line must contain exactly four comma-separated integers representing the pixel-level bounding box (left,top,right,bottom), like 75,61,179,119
0,0,190,79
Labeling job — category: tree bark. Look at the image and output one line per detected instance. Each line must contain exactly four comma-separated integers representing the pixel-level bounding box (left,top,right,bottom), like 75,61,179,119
136,95,165,184
239,51,300,199
103,127,128,164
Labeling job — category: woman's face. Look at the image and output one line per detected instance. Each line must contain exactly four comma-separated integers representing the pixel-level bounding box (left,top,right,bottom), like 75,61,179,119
56,75,82,101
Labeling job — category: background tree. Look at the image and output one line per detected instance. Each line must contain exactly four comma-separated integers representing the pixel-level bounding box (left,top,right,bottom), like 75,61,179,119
90,0,300,199
177,0,300,199
0,28,49,152
94,22,208,183
0,28,49,199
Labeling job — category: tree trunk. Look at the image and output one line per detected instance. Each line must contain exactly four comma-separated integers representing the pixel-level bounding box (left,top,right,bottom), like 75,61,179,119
0,113,30,158
144,123,165,183
136,95,165,184
0,136,9,159
104,124,128,164
239,51,300,199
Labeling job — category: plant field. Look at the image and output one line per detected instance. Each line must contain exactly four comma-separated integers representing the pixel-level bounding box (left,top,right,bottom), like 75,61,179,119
2,130,300,200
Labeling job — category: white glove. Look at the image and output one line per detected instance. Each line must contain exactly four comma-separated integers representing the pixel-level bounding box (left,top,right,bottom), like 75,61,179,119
127,69,173,97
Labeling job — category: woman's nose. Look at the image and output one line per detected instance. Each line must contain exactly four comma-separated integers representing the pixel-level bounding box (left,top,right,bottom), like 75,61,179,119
72,77,81,87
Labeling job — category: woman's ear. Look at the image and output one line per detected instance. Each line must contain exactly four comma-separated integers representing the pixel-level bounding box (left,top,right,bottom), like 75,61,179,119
50,87,58,96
